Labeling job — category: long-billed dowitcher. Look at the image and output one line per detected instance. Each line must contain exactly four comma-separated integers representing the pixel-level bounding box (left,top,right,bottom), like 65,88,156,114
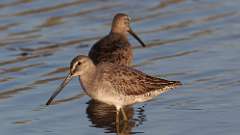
88,13,146,66
46,55,181,123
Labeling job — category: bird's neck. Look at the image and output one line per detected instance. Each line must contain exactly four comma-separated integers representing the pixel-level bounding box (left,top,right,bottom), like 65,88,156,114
78,65,97,92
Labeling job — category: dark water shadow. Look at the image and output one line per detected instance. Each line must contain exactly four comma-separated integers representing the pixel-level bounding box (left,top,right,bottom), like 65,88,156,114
0,86,33,100
86,100,145,134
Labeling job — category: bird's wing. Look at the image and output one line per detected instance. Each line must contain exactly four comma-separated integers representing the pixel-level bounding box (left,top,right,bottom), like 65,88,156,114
101,64,181,96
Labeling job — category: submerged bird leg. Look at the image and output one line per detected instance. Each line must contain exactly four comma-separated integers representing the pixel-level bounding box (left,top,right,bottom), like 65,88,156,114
120,108,128,121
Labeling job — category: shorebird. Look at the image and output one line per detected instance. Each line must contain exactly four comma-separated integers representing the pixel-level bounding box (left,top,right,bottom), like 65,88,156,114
88,13,146,66
46,55,182,123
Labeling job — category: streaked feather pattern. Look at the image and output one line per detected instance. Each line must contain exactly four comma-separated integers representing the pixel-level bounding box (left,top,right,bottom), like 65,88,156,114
88,33,133,66
98,63,181,96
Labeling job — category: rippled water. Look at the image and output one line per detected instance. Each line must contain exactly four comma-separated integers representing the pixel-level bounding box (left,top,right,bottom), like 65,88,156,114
1,0,240,134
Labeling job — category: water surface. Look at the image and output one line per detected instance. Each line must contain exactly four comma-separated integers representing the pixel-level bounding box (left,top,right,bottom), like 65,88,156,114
0,0,240,135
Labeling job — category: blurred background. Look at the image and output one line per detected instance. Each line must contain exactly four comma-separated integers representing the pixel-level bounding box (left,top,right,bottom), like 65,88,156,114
0,0,240,135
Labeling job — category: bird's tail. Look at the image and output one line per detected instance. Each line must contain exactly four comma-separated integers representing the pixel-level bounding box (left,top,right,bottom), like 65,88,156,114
167,80,182,88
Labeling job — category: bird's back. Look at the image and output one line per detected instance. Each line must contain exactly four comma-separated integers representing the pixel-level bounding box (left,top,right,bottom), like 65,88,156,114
96,63,182,106
88,33,133,66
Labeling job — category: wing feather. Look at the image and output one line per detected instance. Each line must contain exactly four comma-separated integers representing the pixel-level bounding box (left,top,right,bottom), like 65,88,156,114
100,64,181,96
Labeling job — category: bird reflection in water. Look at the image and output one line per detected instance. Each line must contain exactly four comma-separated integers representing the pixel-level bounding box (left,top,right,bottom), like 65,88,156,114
86,100,146,134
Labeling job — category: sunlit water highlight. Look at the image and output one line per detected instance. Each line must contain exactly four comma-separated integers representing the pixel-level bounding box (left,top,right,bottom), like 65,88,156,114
0,0,240,134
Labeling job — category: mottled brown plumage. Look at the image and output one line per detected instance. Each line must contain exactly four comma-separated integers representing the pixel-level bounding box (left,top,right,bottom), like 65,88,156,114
88,33,133,65
88,13,146,66
101,64,181,96
46,55,182,122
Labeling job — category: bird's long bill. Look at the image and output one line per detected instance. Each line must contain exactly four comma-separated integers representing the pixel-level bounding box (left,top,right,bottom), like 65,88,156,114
128,28,146,47
46,73,73,105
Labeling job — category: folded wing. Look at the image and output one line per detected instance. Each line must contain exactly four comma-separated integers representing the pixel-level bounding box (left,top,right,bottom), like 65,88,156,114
102,64,181,96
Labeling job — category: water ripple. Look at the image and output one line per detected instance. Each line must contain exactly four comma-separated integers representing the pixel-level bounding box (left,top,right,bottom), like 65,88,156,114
0,0,240,134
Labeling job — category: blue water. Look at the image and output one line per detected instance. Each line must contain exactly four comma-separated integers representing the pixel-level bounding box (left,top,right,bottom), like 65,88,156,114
0,0,240,134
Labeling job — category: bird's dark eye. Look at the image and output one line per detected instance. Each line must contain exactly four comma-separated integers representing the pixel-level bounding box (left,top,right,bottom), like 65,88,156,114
77,62,81,65
124,20,129,25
